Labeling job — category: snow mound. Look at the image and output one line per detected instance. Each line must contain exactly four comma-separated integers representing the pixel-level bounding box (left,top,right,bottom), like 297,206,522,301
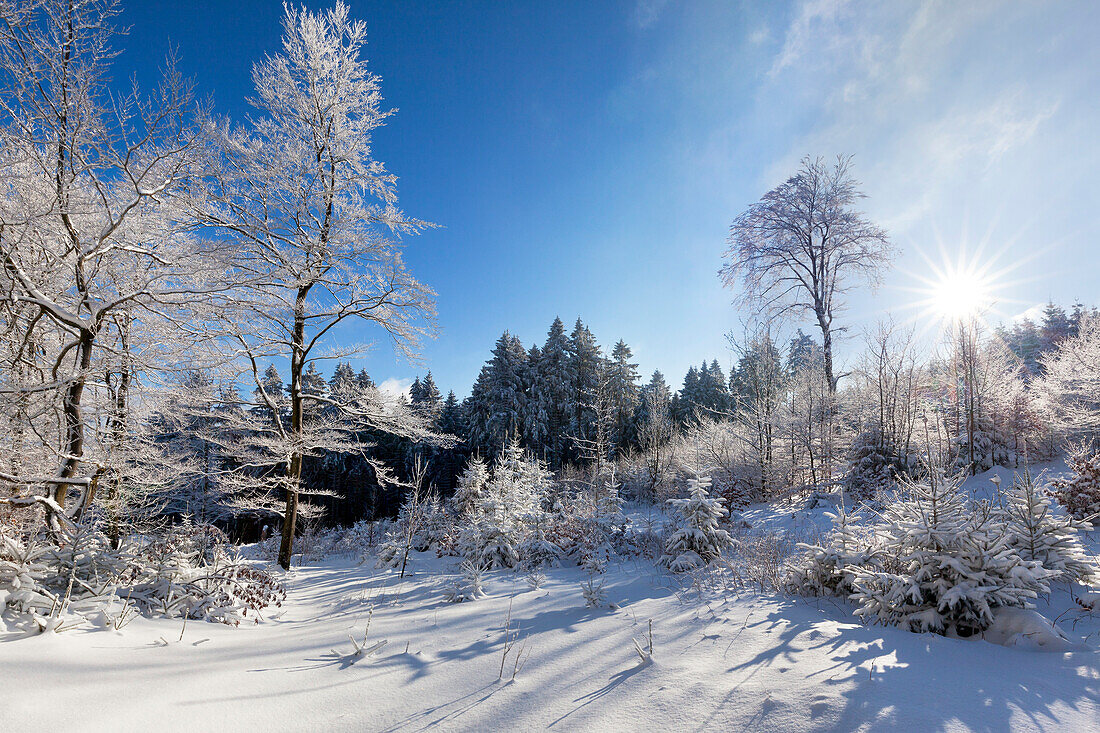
982,607,1077,652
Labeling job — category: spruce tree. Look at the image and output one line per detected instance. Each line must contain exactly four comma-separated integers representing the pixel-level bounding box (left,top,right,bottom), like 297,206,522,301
607,340,640,454
253,364,286,422
420,372,442,410
452,457,490,515
1039,301,1072,354
658,475,734,572
328,363,358,403
436,391,465,436
355,369,375,391
567,319,603,459
850,472,1051,636
534,317,574,467
467,332,529,456
1002,470,1096,584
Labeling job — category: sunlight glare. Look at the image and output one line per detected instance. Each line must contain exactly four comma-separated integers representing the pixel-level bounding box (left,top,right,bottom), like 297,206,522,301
931,268,992,321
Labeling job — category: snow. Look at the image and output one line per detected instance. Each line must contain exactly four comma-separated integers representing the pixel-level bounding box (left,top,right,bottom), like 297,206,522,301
3,466,1098,732
2,548,1098,732
982,608,1077,652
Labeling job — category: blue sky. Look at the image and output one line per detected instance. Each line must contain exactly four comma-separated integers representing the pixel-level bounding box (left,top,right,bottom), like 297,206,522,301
119,1,1100,396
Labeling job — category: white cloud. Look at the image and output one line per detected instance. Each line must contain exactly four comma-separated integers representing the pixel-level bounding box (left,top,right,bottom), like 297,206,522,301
769,0,852,77
377,377,412,400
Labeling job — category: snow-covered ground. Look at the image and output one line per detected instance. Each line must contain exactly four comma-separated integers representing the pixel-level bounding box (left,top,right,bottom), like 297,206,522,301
3,531,1098,731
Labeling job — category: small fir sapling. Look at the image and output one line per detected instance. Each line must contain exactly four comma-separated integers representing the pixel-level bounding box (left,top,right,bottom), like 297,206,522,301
451,457,490,516
443,561,487,603
459,517,520,570
1001,470,1096,584
525,569,547,590
787,503,880,597
581,575,609,608
457,440,550,570
658,475,735,573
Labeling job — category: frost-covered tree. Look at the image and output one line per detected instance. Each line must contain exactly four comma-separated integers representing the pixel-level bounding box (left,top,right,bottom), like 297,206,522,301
722,155,893,392
198,2,438,568
658,475,734,572
451,457,489,516
529,317,573,467
458,440,549,569
151,372,243,526
632,371,674,501
0,0,217,525
1038,314,1100,440
606,340,640,454
410,372,441,417
435,391,466,437
566,319,603,457
846,320,923,493
730,328,787,495
466,332,529,457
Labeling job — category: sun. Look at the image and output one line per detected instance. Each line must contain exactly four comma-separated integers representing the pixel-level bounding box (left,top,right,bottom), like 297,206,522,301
929,266,993,322
899,237,1034,336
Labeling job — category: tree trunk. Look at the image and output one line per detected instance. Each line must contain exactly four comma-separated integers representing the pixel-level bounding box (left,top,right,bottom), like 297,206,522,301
278,289,309,570
54,330,94,513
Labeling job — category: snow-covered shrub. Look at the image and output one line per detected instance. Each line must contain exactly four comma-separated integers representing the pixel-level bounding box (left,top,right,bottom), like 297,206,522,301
443,561,486,603
1050,441,1100,520
518,525,562,570
331,518,392,558
787,505,882,597
674,418,768,505
540,474,638,570
122,524,286,624
525,569,546,590
0,532,61,628
628,515,665,561
950,415,1011,474
658,475,734,573
374,530,406,569
294,516,333,563
1002,470,1096,584
743,532,797,591
581,575,608,608
1,522,285,631
410,497,458,555
849,473,1052,637
374,492,459,573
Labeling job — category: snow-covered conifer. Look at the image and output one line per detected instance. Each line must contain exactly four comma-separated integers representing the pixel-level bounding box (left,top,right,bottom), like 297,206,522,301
451,457,490,516
1002,470,1095,584
850,472,1052,636
658,475,734,572
581,575,608,608
443,561,486,603
457,440,549,569
788,504,880,597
